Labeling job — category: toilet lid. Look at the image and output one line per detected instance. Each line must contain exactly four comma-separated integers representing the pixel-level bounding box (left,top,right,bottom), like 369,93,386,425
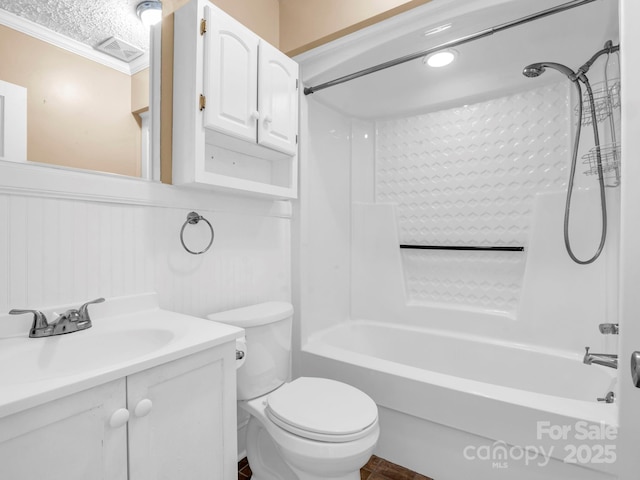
266,377,378,442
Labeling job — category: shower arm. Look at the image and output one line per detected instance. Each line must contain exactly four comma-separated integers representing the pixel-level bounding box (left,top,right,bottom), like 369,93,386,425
576,41,620,79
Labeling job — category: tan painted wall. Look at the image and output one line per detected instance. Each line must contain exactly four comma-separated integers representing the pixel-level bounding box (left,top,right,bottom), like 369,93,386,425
279,0,433,55
0,25,141,177
163,0,279,46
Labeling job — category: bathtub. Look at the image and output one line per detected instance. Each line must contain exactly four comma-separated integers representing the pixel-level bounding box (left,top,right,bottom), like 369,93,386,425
300,320,618,480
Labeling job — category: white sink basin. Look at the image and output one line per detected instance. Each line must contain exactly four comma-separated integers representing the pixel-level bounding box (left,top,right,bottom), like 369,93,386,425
0,293,243,419
0,328,174,384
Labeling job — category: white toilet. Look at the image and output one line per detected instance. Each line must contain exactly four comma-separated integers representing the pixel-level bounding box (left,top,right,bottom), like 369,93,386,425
207,302,379,480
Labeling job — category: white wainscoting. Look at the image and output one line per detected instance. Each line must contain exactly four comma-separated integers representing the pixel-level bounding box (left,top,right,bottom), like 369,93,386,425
0,160,291,319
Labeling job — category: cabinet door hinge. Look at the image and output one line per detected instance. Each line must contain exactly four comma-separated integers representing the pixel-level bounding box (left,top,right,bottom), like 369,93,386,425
295,134,298,144
199,94,206,111
200,19,207,35
296,79,299,90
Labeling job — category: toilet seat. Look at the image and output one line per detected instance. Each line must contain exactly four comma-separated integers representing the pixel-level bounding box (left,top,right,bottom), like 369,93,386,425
265,377,378,443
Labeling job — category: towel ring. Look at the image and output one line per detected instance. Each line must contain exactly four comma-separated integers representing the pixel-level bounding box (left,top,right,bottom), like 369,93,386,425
180,212,214,255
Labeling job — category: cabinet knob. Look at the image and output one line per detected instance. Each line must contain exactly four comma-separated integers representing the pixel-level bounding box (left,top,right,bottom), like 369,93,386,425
109,408,130,428
134,398,153,418
249,110,260,121
263,114,273,124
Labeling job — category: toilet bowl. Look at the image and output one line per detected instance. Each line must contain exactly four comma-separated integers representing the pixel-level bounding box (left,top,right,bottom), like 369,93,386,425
207,302,379,480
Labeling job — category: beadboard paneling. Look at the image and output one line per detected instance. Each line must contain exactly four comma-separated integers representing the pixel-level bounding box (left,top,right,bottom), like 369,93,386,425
0,190,290,319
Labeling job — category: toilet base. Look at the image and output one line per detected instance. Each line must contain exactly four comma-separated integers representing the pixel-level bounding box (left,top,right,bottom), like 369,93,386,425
287,467,360,480
243,406,378,480
246,417,297,480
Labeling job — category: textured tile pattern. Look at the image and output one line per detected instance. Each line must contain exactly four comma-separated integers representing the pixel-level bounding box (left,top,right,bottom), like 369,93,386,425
238,455,432,480
376,82,570,312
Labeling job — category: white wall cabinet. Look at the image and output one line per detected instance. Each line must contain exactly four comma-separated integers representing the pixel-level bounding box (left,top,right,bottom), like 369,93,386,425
173,0,299,198
202,6,258,143
257,40,299,156
0,347,236,480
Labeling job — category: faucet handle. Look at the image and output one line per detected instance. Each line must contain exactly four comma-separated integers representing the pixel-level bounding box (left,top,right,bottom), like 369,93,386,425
583,346,591,364
78,298,105,322
9,309,49,336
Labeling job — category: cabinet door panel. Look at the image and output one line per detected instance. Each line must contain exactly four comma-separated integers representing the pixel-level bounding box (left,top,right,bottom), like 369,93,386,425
127,347,236,480
203,5,258,142
258,41,299,155
0,379,127,480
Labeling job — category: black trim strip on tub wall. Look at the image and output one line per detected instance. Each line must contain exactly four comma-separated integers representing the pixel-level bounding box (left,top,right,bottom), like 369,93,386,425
399,245,525,252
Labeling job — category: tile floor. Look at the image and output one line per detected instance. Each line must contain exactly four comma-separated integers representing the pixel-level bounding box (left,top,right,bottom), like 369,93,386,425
238,455,433,480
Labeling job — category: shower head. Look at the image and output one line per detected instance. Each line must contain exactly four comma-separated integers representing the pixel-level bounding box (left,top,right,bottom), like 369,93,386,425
522,62,579,81
522,64,546,78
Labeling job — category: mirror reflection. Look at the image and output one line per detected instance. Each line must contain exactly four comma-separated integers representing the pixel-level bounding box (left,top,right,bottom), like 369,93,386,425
0,0,155,179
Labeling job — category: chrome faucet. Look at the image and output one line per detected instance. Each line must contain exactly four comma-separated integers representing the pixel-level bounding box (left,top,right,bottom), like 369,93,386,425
583,346,618,369
9,298,105,338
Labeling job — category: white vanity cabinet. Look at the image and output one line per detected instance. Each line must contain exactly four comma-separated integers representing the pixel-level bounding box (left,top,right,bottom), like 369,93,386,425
0,379,128,480
173,0,299,198
127,347,233,479
0,346,236,480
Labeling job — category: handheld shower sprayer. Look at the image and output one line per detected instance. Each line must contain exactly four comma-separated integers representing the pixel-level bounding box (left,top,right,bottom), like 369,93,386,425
521,41,619,265
521,62,584,82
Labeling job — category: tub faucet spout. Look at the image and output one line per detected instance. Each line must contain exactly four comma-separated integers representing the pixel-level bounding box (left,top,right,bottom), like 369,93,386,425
583,347,618,369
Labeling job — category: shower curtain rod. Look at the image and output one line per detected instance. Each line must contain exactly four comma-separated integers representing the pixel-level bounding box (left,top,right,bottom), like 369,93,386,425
303,0,604,95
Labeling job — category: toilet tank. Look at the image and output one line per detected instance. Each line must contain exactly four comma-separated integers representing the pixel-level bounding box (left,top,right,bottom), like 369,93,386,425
207,302,293,400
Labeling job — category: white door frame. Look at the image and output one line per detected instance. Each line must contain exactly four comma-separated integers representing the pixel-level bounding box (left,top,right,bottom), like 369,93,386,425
617,0,640,477
0,79,27,163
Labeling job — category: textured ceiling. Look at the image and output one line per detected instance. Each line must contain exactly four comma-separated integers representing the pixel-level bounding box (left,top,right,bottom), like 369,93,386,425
0,0,151,51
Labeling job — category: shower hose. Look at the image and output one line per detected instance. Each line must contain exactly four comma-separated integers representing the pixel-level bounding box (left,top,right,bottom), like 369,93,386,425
564,77,607,265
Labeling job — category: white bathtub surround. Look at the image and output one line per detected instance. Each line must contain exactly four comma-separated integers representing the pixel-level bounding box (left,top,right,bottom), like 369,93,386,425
294,99,352,349
376,82,570,313
350,188,612,353
296,0,621,478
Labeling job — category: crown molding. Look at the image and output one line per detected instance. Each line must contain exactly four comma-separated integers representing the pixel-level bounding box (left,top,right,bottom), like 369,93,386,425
0,9,150,76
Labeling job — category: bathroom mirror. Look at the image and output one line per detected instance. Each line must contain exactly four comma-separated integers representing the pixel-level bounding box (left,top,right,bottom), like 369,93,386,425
0,1,155,179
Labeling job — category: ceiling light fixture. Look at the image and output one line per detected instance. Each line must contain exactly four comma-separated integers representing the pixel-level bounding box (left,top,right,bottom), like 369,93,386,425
136,1,163,28
423,50,457,68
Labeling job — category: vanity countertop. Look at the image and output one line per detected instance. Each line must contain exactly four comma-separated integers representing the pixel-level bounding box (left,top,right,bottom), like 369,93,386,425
0,293,243,418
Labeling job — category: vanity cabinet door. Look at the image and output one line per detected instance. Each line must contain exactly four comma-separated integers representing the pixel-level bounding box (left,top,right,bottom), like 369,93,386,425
202,4,259,142
126,345,237,480
0,379,127,480
257,40,299,156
